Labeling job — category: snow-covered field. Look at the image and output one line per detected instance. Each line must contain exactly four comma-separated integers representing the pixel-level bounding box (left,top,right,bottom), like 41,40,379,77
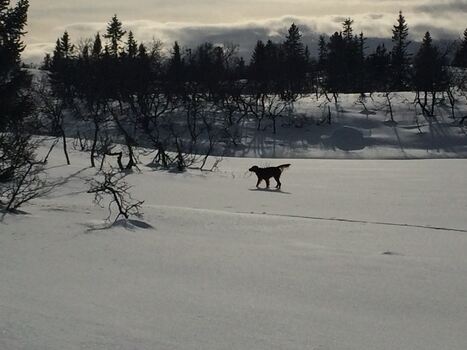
1,143,467,350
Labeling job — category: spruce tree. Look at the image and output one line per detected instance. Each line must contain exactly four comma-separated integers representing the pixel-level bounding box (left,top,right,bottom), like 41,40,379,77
51,31,74,70
234,56,246,79
413,31,447,116
0,0,46,206
250,40,267,82
284,23,305,57
413,32,445,93
325,31,346,92
264,40,282,86
59,31,74,59
324,19,361,92
126,31,137,58
168,41,184,83
357,32,368,91
318,35,328,69
137,43,148,59
92,32,102,59
390,11,411,90
342,18,354,42
171,41,182,67
104,14,126,57
42,53,52,70
453,28,467,68
50,31,75,95
358,33,366,62
52,38,63,63
0,0,31,131
80,43,89,60
213,46,225,81
367,44,390,90
283,23,307,93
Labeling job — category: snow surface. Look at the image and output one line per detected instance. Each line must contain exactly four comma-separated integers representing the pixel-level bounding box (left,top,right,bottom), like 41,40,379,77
1,142,467,350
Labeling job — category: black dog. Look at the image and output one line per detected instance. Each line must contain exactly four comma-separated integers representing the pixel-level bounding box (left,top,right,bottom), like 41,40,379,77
249,164,290,189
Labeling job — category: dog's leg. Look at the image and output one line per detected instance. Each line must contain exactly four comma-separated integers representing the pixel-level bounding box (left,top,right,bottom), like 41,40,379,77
265,178,270,188
274,176,281,189
256,177,261,188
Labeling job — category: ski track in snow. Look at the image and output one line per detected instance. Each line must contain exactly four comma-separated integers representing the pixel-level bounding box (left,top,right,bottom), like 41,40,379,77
242,211,467,233
146,204,467,234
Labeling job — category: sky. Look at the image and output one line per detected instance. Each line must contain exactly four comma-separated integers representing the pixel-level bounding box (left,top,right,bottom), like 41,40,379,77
24,0,467,63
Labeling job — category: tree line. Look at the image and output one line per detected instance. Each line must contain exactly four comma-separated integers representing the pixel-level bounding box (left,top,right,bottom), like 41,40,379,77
45,13,467,96
44,12,467,126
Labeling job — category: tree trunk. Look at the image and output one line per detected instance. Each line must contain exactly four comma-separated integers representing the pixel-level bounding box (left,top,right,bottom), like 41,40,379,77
90,120,99,168
60,127,70,165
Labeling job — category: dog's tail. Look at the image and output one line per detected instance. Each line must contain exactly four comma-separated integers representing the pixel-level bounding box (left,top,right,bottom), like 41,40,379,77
278,164,291,172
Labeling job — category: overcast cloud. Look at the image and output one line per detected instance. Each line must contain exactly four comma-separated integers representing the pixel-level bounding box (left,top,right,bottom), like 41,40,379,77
23,0,466,63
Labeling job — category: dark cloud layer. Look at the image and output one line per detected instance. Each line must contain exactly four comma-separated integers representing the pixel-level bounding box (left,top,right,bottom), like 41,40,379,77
415,0,467,13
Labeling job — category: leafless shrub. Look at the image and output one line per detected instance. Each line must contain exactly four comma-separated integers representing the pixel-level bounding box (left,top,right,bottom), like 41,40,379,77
72,130,93,152
34,78,71,165
240,93,292,134
87,168,144,223
0,134,48,214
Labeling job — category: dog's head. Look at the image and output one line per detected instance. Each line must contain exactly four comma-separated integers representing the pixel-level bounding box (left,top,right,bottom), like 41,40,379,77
249,165,259,172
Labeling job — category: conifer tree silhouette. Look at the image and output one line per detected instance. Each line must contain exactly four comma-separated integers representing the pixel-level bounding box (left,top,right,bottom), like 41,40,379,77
104,14,126,57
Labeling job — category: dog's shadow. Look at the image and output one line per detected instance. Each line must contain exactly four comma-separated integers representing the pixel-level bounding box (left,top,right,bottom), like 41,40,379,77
249,188,292,195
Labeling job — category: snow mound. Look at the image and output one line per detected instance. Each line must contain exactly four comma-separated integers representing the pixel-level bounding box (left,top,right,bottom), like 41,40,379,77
383,119,398,127
84,218,154,231
112,218,154,230
329,126,366,151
